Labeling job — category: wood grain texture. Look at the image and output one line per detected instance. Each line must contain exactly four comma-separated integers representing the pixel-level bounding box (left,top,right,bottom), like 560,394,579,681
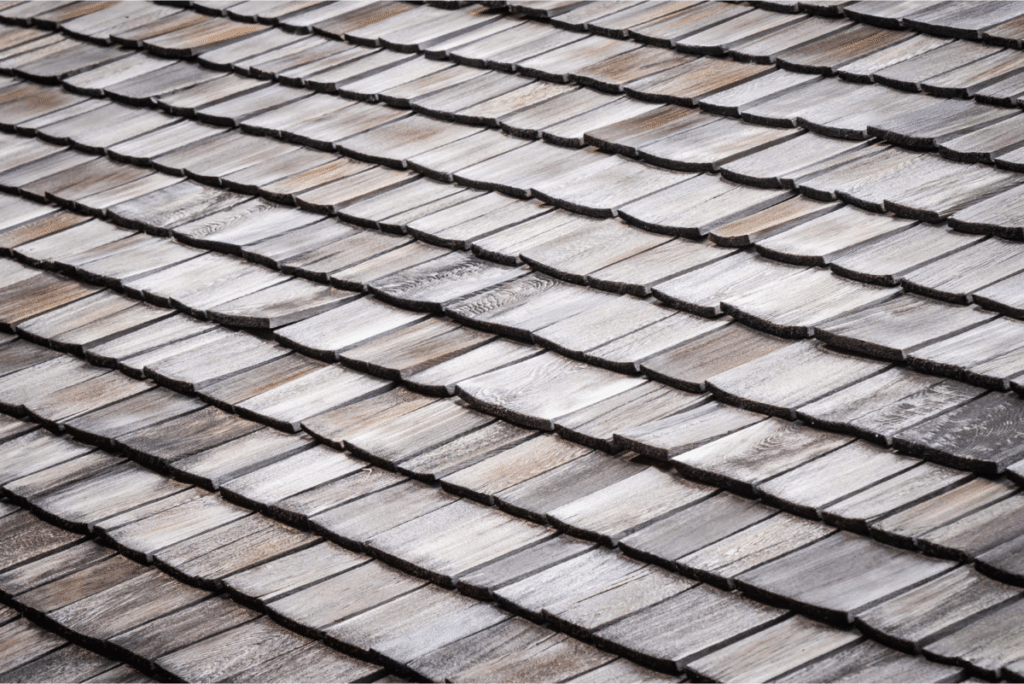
736,531,954,624
856,566,1021,653
594,584,786,673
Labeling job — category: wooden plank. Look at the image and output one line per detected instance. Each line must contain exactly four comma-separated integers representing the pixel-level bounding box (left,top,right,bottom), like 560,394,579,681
169,197,324,251
168,427,311,491
553,382,708,451
47,569,207,648
566,658,677,683
755,204,911,266
143,331,290,393
302,387,435,449
736,531,954,624
0,355,109,414
594,585,786,673
32,462,188,532
822,462,972,535
103,494,250,562
341,317,493,381
109,596,257,670
0,338,61,380
197,353,322,409
706,340,890,418
721,268,899,339
153,616,311,682
893,392,1024,475
232,641,384,683
367,252,524,313
107,179,249,235
856,566,1022,653
0,619,67,674
219,446,364,509
907,317,1024,389
397,420,534,482
368,499,554,586
922,599,1024,679
652,250,808,317
0,643,122,683
587,237,734,297
23,371,151,431
342,397,494,468
85,315,214,374
0,430,93,487
830,224,984,287
519,215,672,283
670,416,852,495
756,441,917,518
117,406,261,468
617,401,767,461
778,638,964,683
797,367,985,444
679,513,834,590
456,535,594,600
408,617,612,683
267,561,426,636
440,433,591,504
63,387,205,443
274,296,427,361
917,494,1024,562
153,515,315,589
326,584,505,666
3,447,120,507
15,552,149,617
405,338,540,397
234,364,391,432
271,468,406,528
690,615,859,682
456,352,645,431
223,541,368,609
548,467,714,545
495,451,644,524
871,477,1015,550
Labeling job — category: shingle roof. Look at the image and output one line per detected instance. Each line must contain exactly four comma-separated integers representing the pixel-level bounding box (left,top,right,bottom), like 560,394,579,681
2,0,1024,681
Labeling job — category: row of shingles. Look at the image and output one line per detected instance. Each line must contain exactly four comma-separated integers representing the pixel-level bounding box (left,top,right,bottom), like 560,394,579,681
0,498,385,684
89,12,1024,397
148,0,1024,239
0,520,148,684
12,58,1024,482
315,0,1024,112
0,198,880,684
0,328,671,684
6,34,1024,493
415,0,1024,152
7,3,1024,310
4,93,1022,497
753,0,1024,50
4,71,1024,496
11,0,1024,246
4,3,1019,667
67,4,1024,304
0,174,1015,679
0,260,978,683
4,122,1019,528
0,36,1014,370
6,1,1024,497
0,275,849,684
384,1,1024,239
210,0,1024,59
488,0,1024,110
28,0,1024,667
0,118,999,671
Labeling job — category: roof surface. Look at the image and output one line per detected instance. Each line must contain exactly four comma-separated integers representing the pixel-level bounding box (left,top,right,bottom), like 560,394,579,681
1,0,1024,681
